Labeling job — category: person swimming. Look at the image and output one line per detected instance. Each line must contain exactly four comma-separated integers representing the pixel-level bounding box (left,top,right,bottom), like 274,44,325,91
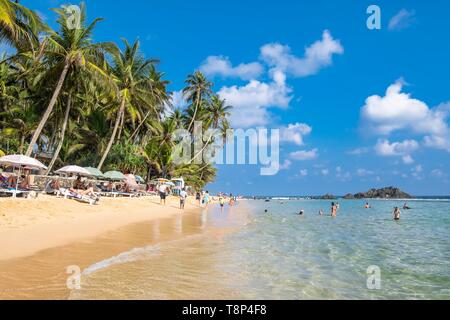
299,210,304,215
393,207,401,221
364,202,371,209
319,210,324,216
403,203,411,210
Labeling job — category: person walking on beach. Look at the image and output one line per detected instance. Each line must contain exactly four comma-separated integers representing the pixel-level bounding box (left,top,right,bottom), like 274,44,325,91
196,191,201,206
179,188,188,210
159,184,168,205
393,207,401,221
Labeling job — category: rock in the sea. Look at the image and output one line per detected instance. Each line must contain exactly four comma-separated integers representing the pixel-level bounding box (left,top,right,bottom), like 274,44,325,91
320,194,337,200
353,187,412,199
343,193,354,199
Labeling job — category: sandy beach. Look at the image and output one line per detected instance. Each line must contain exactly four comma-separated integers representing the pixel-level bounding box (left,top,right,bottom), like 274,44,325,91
0,195,200,261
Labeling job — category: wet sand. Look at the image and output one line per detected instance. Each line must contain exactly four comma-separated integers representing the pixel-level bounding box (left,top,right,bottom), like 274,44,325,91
0,199,248,300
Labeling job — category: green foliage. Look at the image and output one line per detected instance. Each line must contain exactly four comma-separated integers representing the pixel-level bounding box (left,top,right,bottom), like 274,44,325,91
0,1,232,190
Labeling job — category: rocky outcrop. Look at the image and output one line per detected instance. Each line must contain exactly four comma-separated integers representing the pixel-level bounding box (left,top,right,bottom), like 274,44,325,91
352,187,412,199
319,194,337,200
343,193,354,199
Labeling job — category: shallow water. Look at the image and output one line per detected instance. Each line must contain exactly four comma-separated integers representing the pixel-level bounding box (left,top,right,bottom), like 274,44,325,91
70,199,450,300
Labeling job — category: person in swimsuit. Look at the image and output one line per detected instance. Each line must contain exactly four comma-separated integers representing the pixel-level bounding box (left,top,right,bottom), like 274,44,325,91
331,202,337,217
219,196,225,211
365,202,371,209
393,207,401,221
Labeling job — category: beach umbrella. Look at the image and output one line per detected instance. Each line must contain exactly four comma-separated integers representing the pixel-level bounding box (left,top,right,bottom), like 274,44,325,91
135,175,145,184
0,154,47,170
84,167,104,178
55,165,91,176
104,171,126,181
164,181,175,186
0,155,47,198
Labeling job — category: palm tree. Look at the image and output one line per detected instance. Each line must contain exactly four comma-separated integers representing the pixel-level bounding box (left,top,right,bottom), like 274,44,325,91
0,0,46,51
97,39,158,170
128,66,171,143
208,94,232,129
25,3,114,156
182,71,213,132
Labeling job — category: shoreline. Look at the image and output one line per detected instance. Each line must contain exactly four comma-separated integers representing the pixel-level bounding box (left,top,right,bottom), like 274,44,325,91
0,198,247,299
0,195,202,261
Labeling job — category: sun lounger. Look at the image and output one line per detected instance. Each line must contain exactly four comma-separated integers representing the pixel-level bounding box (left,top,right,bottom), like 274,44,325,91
0,188,37,198
58,188,99,205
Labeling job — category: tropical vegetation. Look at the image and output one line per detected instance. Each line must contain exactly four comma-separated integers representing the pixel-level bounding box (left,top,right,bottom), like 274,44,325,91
0,1,231,190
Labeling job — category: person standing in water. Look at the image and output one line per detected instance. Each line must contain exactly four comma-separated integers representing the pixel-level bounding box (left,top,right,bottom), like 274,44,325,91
158,184,168,205
179,188,188,210
393,207,401,221
203,191,210,208
219,195,225,211
331,202,337,217
365,202,371,209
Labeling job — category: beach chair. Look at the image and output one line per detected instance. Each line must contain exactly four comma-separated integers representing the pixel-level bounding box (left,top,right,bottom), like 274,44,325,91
58,188,99,205
0,188,36,198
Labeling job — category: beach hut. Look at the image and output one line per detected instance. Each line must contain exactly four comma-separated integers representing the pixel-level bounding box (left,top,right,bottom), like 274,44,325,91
171,177,185,196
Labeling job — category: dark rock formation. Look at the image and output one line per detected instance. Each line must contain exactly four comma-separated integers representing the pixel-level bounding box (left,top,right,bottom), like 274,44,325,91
319,194,337,200
343,193,354,199
352,187,412,199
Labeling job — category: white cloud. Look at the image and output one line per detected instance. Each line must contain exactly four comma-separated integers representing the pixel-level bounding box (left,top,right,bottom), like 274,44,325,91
170,90,188,109
430,169,444,178
321,169,330,176
374,139,419,164
280,159,292,170
218,70,292,127
347,147,370,155
389,9,416,31
289,149,318,161
357,168,374,177
200,56,264,80
374,139,418,156
279,123,312,145
361,80,450,152
260,30,343,78
299,169,308,177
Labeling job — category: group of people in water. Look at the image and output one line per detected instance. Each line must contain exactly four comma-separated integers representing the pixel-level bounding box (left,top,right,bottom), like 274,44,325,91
295,201,412,221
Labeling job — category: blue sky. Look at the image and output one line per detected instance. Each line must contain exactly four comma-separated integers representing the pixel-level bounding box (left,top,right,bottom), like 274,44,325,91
15,0,450,196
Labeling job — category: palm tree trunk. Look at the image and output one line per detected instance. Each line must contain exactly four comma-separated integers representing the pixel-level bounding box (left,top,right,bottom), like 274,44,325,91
129,110,152,143
117,111,125,140
97,96,126,170
46,93,72,174
19,134,25,154
189,131,215,164
25,59,70,156
187,90,200,132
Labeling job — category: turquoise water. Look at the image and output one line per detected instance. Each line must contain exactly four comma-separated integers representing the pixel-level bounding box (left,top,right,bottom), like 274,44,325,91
219,199,450,299
72,199,450,300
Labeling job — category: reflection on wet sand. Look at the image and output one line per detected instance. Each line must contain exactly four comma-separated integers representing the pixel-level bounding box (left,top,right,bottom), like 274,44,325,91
0,203,247,300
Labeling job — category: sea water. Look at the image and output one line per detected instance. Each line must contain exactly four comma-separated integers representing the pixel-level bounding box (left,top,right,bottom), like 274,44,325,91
70,199,450,300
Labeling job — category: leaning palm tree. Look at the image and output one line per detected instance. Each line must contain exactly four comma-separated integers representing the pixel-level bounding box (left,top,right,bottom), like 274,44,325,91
25,3,114,156
0,0,46,51
182,71,213,132
96,39,158,170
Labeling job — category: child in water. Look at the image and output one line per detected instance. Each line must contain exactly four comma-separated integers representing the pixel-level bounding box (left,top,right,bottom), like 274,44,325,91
393,207,401,221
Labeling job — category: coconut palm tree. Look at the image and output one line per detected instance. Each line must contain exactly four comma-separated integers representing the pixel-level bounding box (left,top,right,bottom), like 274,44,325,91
0,0,46,51
182,71,213,132
25,3,114,156
96,39,158,170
